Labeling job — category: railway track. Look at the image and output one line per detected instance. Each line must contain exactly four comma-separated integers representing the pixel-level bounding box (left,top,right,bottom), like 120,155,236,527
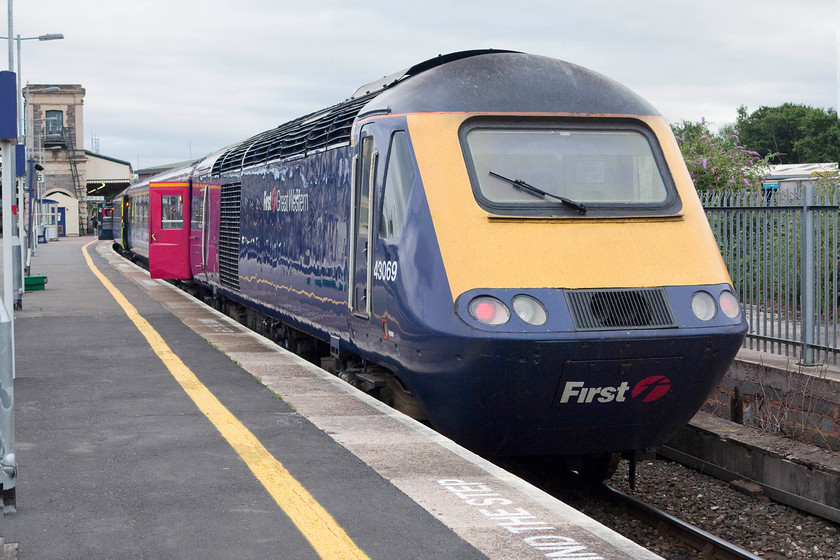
600,483,762,560
497,456,779,559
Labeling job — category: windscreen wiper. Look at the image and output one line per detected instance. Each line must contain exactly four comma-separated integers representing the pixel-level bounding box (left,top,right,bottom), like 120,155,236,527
489,171,587,215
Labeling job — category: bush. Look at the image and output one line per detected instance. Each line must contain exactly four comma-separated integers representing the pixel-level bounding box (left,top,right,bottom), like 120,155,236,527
672,118,770,191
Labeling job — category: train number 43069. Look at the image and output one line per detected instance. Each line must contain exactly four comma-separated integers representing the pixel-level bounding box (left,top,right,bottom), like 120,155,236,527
373,260,398,282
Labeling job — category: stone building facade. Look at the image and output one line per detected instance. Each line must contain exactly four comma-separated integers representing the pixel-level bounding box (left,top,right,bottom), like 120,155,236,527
25,84,88,235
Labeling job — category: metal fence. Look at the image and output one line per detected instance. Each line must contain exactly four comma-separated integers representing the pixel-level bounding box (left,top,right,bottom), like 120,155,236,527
701,184,840,365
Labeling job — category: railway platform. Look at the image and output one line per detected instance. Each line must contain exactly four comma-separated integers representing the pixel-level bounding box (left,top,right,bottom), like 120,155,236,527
0,236,660,560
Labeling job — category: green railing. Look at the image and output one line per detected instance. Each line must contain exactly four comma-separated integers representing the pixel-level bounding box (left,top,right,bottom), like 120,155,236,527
701,185,840,365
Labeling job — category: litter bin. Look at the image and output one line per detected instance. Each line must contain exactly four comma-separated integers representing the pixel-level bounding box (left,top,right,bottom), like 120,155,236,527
24,275,47,291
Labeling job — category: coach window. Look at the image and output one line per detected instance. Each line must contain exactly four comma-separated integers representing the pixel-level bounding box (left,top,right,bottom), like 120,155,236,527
380,131,415,238
161,194,184,229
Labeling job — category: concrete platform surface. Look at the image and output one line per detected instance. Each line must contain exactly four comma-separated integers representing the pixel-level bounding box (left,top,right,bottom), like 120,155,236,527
0,236,661,560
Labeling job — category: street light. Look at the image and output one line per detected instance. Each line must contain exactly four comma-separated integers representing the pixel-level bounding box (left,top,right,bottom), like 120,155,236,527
0,33,64,139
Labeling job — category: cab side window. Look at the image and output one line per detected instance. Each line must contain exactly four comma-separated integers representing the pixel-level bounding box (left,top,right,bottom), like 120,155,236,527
379,131,415,238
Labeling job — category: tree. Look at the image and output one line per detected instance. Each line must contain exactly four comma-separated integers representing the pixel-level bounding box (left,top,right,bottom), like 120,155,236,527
672,119,768,191
733,103,840,164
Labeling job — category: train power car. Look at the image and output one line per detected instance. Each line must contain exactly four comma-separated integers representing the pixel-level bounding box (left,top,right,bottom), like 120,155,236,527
115,50,747,473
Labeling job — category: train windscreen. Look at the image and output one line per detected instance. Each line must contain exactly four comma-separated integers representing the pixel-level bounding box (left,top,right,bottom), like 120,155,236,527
461,119,679,216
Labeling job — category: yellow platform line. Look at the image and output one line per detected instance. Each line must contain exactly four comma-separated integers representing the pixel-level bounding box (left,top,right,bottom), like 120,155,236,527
82,241,370,560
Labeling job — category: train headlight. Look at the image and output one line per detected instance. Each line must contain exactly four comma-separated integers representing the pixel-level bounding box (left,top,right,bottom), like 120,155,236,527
512,295,548,326
690,291,717,321
719,290,741,319
469,296,511,326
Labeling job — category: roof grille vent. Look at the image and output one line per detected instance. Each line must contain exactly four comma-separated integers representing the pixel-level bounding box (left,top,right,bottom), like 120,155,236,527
212,92,379,175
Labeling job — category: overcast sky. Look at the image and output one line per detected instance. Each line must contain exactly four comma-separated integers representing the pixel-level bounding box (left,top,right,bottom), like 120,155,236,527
5,0,838,170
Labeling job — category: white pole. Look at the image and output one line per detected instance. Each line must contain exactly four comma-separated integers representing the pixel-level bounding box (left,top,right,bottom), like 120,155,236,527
6,0,12,71
2,141,13,319
15,37,24,289
14,35,19,137
3,1,17,366
1,3,15,507
4,0,17,315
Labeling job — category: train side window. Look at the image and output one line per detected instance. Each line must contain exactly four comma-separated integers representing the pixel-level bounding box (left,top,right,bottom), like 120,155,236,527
380,131,415,238
161,194,184,229
190,189,204,230
357,136,374,238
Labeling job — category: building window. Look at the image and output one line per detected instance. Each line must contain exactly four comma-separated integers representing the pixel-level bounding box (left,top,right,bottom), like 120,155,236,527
45,110,63,135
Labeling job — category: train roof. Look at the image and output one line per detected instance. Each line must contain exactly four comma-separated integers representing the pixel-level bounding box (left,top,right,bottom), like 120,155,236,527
348,49,518,99
116,161,198,198
212,50,661,175
364,51,660,117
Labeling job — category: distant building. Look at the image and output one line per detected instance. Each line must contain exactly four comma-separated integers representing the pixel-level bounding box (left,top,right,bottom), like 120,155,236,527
25,84,87,236
762,163,839,195
25,84,132,236
135,160,196,183
86,151,132,200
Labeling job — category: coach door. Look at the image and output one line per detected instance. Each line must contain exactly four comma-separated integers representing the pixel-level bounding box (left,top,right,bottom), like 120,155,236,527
188,183,209,279
349,126,378,318
149,182,191,279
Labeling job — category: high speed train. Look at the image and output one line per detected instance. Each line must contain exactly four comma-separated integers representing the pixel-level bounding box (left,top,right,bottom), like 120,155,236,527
113,50,747,475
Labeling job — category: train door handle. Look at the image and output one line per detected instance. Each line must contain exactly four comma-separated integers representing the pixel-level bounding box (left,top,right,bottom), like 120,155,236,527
151,233,157,242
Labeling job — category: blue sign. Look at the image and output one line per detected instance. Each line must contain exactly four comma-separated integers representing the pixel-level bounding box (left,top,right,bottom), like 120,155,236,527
15,145,25,176
0,71,16,140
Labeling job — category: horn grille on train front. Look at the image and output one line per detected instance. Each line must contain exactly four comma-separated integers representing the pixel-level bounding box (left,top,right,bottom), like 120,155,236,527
565,288,676,331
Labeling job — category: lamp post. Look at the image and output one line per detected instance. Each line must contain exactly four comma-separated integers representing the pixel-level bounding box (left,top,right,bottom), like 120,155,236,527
0,34,64,140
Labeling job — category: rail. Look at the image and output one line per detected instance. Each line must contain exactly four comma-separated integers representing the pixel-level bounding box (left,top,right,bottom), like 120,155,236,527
702,185,840,365
603,484,763,560
497,456,764,559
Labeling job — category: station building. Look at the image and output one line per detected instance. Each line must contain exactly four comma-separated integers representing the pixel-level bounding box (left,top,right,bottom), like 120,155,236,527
24,84,132,236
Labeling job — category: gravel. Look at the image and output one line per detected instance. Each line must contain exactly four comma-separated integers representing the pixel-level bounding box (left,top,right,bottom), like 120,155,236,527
581,458,840,559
